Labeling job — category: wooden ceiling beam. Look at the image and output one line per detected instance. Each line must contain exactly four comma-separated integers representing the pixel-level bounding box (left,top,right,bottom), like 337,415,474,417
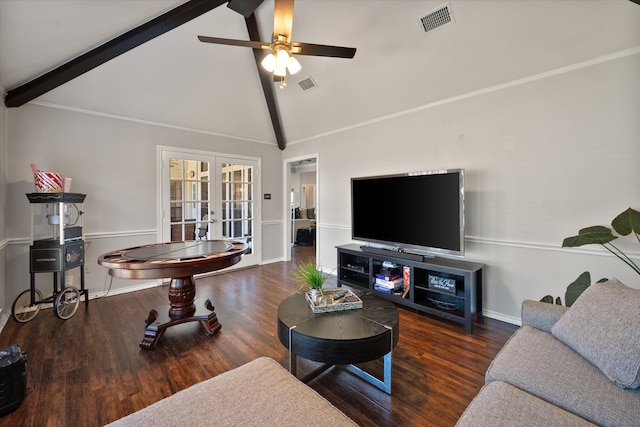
245,14,287,150
228,0,264,18
4,0,227,107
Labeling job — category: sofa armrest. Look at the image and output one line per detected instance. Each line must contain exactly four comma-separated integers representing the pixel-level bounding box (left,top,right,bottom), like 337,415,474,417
521,300,569,332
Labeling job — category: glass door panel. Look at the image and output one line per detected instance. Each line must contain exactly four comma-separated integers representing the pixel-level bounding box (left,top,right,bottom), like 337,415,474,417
161,148,259,268
168,159,210,242
217,159,257,264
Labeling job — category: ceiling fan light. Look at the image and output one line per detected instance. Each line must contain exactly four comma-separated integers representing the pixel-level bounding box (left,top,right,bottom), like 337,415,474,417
287,56,301,75
276,48,290,68
273,65,287,77
261,53,276,72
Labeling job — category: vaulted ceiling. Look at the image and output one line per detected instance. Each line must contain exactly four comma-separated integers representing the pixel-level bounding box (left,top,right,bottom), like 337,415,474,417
1,0,639,149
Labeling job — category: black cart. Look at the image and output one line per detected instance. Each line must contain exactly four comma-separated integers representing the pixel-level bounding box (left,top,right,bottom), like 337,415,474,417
12,193,88,322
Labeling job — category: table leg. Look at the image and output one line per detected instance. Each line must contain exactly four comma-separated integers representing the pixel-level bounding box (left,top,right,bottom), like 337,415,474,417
140,300,222,349
139,275,222,349
344,351,392,394
141,309,166,350
287,326,296,375
288,350,297,376
198,299,222,335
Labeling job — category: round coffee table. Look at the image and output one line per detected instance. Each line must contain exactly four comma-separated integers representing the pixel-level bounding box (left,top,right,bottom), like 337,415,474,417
277,290,399,393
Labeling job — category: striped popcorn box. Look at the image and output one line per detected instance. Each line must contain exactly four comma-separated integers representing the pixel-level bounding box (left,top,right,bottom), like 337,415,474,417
34,171,64,193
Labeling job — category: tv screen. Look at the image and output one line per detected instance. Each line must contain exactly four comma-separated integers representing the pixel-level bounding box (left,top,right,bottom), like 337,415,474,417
351,169,464,257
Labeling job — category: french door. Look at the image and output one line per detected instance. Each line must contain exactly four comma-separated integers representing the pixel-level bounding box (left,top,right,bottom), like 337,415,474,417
159,147,260,268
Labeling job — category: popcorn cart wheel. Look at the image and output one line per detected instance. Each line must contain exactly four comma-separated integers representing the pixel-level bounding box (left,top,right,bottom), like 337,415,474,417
12,286,80,322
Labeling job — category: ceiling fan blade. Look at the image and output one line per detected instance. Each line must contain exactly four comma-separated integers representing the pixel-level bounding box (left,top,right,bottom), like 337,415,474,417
292,42,356,59
197,36,268,50
227,0,264,18
273,0,295,40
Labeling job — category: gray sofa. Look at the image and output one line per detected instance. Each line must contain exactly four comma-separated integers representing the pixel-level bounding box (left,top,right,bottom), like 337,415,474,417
457,279,640,427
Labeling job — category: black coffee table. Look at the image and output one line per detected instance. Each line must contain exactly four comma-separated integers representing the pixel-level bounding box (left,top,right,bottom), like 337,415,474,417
277,290,399,393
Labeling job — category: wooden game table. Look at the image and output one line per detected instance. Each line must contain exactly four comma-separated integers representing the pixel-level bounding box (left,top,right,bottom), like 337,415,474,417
98,240,248,349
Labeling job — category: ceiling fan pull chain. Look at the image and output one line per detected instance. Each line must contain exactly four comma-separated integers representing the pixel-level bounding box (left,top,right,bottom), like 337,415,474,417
280,76,287,89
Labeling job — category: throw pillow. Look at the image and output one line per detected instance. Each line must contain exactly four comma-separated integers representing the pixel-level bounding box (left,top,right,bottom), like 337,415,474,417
551,279,640,389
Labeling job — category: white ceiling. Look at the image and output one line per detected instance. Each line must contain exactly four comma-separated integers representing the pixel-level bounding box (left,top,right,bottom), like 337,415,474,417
1,0,639,148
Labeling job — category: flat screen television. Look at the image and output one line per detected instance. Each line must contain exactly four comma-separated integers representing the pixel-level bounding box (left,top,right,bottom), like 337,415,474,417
351,169,464,257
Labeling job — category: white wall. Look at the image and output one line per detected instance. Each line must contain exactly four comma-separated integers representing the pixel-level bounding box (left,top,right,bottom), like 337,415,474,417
284,52,640,323
4,104,284,307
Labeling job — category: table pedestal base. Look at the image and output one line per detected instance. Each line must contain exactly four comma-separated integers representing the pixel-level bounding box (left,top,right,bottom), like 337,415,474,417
140,298,221,349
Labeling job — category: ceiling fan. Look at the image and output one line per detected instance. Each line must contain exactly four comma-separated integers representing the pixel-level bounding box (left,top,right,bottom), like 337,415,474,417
198,0,357,89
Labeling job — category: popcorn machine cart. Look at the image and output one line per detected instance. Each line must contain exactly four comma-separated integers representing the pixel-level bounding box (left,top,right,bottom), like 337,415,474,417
11,193,88,322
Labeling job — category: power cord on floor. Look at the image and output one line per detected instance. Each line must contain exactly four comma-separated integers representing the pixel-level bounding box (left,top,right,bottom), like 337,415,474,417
87,272,113,301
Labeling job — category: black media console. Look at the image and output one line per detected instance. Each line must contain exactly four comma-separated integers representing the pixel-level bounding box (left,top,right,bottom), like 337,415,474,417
336,244,484,333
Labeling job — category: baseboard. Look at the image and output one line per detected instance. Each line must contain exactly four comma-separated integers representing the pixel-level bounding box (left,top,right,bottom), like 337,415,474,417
260,257,285,265
90,280,162,300
483,309,521,326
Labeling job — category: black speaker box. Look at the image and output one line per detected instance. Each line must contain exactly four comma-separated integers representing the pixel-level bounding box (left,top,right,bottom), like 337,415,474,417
0,345,27,416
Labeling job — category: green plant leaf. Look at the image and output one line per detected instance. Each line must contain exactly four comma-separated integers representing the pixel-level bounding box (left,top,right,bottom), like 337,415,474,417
540,295,554,304
562,226,617,247
611,208,640,236
565,271,591,307
292,258,330,290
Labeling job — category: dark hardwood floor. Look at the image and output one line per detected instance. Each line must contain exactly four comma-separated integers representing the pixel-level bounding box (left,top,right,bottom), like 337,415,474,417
0,245,517,426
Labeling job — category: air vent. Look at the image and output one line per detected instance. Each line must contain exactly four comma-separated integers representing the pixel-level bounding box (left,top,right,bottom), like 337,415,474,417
419,2,455,34
298,76,317,91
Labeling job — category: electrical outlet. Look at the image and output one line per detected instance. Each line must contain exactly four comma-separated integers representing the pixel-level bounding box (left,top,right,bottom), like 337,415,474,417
66,276,74,287
84,264,90,275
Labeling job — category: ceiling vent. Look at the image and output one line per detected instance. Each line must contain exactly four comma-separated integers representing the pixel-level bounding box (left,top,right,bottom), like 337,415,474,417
419,2,455,34
298,76,317,91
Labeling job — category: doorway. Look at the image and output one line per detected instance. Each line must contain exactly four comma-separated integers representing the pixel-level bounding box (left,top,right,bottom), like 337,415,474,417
158,146,261,269
284,154,318,262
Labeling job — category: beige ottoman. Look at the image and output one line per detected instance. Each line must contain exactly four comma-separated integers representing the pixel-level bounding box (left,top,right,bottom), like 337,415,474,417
106,357,357,427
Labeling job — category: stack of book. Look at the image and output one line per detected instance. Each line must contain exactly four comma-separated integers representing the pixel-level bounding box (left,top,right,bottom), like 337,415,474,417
374,264,403,294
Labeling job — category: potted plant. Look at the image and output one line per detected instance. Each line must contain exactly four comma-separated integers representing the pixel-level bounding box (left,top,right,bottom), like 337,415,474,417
542,207,640,306
292,258,331,302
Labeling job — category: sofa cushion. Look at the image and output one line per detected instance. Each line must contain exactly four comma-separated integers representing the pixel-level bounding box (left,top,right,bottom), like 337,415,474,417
456,381,596,427
487,326,640,427
551,279,640,389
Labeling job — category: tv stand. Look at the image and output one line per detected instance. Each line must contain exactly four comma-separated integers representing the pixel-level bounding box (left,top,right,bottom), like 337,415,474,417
359,245,425,262
338,244,484,333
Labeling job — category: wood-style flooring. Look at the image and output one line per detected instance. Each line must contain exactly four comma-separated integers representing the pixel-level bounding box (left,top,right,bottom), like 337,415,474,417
0,245,517,426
